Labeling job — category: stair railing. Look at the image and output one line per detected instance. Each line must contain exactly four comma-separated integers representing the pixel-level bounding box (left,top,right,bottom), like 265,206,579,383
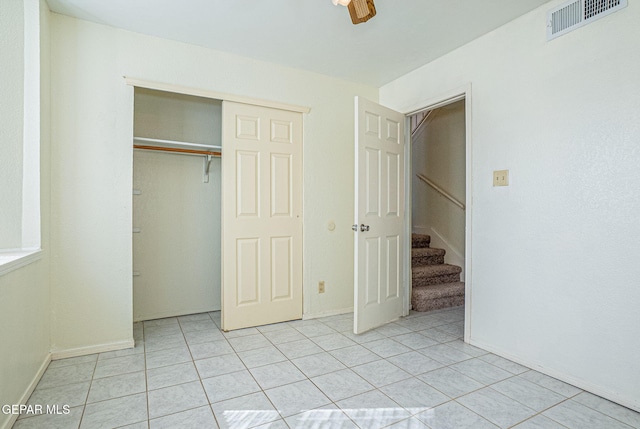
410,110,433,137
416,173,465,210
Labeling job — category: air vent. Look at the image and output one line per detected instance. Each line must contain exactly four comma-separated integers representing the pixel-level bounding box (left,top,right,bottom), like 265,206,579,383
547,0,627,40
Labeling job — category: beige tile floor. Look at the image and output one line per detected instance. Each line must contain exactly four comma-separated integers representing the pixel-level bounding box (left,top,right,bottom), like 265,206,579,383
12,306,640,428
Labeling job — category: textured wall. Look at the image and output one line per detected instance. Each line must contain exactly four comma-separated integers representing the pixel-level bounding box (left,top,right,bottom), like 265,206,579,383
49,13,377,352
0,0,25,248
381,0,640,411
0,3,52,429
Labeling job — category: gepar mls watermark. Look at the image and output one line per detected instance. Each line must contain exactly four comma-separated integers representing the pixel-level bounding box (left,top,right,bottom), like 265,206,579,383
2,404,71,416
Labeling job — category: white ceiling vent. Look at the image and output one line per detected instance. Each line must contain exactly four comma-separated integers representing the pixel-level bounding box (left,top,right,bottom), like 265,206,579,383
547,0,627,40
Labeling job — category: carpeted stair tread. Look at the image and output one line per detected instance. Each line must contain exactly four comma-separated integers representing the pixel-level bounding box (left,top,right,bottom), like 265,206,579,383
411,233,431,248
413,282,465,298
412,282,465,312
412,264,461,288
412,247,445,266
412,264,461,277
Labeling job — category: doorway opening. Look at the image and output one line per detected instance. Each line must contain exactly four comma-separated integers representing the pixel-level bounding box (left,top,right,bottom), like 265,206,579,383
132,88,222,322
408,98,467,322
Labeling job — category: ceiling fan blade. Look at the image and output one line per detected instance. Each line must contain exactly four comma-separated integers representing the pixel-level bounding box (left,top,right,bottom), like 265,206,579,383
348,0,376,24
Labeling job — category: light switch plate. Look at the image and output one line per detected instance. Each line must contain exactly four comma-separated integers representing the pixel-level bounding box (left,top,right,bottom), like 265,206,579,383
493,170,509,186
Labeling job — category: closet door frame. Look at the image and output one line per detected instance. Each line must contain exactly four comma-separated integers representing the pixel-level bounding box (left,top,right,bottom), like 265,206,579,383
125,77,309,115
126,77,309,329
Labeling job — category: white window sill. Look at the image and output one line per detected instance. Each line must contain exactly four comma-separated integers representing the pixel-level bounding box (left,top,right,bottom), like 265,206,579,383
0,249,43,277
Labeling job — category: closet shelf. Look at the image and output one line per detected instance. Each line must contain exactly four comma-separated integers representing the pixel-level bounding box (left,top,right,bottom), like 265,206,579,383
133,136,221,151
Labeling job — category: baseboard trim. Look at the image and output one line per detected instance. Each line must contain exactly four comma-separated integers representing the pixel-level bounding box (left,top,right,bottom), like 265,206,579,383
303,307,353,320
429,227,464,260
469,338,640,413
50,339,135,360
1,352,52,429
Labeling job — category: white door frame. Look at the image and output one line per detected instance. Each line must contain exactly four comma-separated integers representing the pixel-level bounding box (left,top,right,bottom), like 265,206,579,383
400,84,473,343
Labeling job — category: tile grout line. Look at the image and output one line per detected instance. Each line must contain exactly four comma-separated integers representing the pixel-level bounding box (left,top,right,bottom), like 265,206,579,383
74,348,97,428
142,320,150,429
184,311,223,429
203,311,223,429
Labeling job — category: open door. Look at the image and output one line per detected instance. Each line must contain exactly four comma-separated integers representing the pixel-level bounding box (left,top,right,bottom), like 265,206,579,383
354,96,406,334
221,101,303,331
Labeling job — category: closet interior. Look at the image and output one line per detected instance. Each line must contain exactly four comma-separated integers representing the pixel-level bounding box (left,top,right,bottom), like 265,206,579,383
132,88,222,322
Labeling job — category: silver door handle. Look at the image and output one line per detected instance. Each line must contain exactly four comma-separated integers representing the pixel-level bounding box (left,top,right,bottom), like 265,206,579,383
360,224,370,232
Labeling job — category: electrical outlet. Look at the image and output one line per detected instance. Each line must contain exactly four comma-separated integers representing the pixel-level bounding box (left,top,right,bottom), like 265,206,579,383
318,281,325,293
493,170,509,186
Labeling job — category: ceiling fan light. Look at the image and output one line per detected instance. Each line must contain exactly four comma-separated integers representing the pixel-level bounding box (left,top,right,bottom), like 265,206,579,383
332,0,351,6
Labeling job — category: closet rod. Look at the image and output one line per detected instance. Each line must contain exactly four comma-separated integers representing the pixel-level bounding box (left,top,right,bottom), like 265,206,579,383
133,144,221,157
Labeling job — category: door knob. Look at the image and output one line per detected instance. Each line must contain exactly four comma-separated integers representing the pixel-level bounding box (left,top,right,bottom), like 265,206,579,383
360,224,370,232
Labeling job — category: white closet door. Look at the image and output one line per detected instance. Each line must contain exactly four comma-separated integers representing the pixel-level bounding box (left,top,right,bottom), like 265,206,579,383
222,101,303,331
133,151,221,321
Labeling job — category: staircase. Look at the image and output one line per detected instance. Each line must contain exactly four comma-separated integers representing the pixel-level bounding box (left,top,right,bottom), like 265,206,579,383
411,233,465,312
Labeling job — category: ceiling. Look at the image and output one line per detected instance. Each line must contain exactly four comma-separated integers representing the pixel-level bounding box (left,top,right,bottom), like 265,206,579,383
46,0,550,87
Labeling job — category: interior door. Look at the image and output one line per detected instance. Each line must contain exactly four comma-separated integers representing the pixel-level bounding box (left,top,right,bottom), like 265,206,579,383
354,96,406,334
222,101,303,331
